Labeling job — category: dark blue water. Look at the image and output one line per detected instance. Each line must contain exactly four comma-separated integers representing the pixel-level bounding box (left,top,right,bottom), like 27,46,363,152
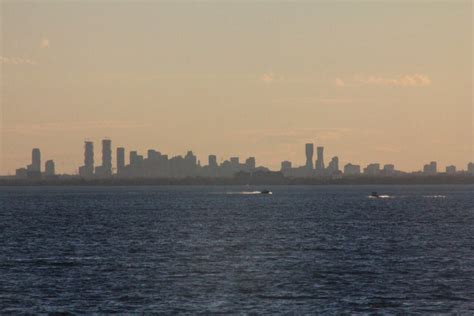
1,185,473,313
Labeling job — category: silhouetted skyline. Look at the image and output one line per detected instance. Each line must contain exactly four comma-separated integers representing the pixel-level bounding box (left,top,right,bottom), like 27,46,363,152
11,139,474,180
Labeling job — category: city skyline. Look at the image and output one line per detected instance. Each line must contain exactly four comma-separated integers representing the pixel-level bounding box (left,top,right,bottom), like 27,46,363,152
11,138,474,178
1,1,472,175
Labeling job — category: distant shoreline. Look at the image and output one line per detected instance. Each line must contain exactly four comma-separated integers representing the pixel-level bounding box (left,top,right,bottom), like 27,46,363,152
1,175,474,186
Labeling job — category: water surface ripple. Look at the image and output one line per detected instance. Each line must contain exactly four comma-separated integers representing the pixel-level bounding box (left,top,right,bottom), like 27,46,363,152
1,185,473,313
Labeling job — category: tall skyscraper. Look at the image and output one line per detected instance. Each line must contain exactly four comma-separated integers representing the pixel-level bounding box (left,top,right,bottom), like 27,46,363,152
85,141,94,171
27,148,41,172
305,143,314,170
316,146,325,172
79,141,94,178
130,151,139,167
102,139,112,176
117,147,125,174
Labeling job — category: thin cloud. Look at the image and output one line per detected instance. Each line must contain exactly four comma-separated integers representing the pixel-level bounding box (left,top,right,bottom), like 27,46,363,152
333,74,432,88
0,56,37,65
333,78,345,87
40,38,50,48
259,72,283,84
270,97,354,105
359,74,431,87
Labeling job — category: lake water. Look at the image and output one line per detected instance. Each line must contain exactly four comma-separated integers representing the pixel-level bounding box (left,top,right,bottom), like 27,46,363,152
1,185,473,313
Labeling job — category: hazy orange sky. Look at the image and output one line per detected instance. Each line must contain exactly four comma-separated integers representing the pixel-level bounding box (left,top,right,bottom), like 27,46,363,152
1,1,472,174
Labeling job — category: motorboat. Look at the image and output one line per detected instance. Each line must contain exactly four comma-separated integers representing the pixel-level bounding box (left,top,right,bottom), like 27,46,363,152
371,191,379,198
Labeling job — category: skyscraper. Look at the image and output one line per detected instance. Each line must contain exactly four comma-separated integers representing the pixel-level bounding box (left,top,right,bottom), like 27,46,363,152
117,147,125,174
245,157,256,171
316,146,325,172
102,139,112,176
85,141,94,171
79,141,94,178
208,155,217,168
45,160,55,176
27,148,41,172
130,151,139,167
327,156,339,174
305,143,314,170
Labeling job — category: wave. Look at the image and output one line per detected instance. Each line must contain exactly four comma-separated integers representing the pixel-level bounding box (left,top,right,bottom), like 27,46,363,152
423,195,446,198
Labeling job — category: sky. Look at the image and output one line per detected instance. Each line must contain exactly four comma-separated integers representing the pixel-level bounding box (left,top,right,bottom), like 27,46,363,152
0,0,472,174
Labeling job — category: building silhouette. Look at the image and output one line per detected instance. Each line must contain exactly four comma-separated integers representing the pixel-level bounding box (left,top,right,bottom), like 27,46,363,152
95,139,112,177
445,165,456,174
281,160,292,171
305,143,314,170
326,156,339,175
382,164,395,175
102,139,112,175
27,148,41,173
245,157,256,171
116,147,125,174
423,161,437,175
344,163,361,175
364,163,380,175
468,162,474,174
316,146,325,173
45,160,55,176
79,141,94,178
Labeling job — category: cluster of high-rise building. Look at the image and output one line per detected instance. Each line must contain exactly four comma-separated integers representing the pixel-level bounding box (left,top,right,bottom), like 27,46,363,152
13,139,474,179
280,143,340,177
75,139,265,179
15,148,55,179
78,140,113,178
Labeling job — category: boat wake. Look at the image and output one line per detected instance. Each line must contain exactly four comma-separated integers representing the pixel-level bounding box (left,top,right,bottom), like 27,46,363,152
226,191,272,195
368,195,393,199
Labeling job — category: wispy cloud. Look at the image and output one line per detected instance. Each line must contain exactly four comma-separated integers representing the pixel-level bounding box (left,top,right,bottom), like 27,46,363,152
359,74,431,87
333,74,432,88
259,72,283,84
270,97,354,105
0,56,38,65
40,38,50,48
333,78,345,87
